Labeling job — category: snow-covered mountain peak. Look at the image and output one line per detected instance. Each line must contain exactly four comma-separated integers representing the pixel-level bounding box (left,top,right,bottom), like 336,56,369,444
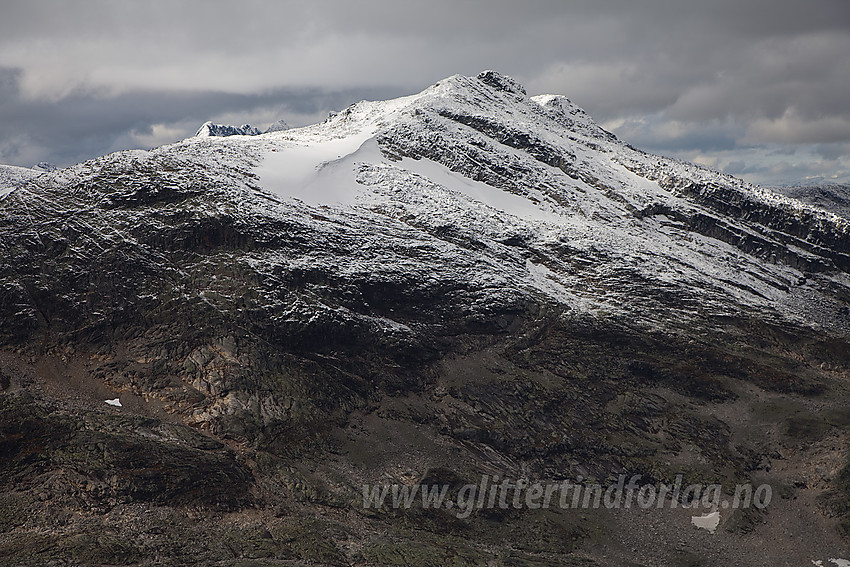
33,161,57,172
264,119,291,133
7,71,849,338
276,71,571,142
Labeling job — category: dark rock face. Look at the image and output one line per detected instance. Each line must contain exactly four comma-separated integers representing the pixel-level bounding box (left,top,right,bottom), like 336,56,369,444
477,70,527,95
658,178,850,271
1,72,850,565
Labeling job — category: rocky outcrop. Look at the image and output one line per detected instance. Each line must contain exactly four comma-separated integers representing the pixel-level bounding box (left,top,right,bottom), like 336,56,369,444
194,121,262,137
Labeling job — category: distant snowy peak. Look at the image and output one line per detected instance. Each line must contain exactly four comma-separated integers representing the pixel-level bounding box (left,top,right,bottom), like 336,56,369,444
194,119,292,138
264,119,291,133
531,94,616,141
195,121,262,137
0,162,57,196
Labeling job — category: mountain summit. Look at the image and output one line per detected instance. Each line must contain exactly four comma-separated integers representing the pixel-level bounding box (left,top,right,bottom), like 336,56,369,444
1,72,849,565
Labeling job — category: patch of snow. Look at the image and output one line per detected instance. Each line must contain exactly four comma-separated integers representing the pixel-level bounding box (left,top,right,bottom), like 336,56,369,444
105,398,122,407
256,131,376,206
691,511,720,534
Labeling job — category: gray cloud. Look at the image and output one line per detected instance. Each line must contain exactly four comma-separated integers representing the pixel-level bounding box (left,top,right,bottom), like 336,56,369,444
0,0,848,184
0,65,404,166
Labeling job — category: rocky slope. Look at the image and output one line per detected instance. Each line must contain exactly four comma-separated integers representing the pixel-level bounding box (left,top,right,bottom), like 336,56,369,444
1,71,850,566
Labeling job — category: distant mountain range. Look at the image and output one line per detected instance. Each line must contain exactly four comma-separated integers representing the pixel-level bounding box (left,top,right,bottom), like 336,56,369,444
194,118,290,137
770,183,850,221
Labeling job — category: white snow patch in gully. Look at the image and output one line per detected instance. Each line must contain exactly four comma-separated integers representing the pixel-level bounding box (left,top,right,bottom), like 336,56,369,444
256,131,375,207
690,511,720,534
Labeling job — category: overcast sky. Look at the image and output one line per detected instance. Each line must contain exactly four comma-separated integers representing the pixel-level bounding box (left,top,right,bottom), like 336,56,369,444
1,0,849,186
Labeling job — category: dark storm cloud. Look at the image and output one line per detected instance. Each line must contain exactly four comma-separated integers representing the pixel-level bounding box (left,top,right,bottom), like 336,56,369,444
1,0,849,184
